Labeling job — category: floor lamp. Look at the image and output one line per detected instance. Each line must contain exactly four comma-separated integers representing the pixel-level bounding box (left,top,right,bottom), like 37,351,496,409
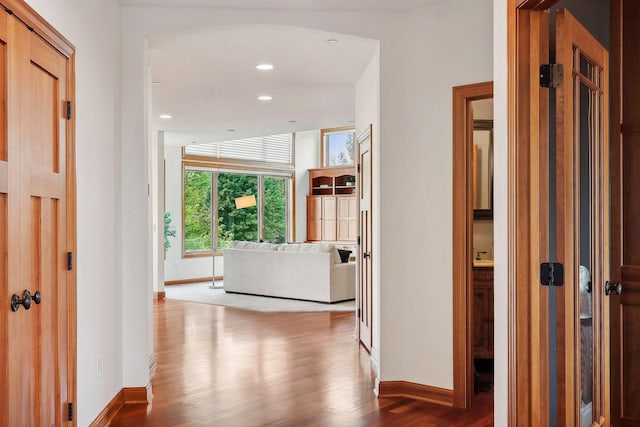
212,194,257,288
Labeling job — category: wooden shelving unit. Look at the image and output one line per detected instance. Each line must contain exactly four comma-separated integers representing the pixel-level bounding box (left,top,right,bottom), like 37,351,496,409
307,166,357,243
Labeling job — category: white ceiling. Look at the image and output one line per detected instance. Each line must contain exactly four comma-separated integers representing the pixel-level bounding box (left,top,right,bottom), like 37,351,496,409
144,1,441,145
150,24,378,145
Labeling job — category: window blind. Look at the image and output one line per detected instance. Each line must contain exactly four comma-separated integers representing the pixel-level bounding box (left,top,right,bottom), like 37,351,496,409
184,133,293,165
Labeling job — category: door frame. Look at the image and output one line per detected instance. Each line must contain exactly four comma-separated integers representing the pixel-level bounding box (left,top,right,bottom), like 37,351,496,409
452,81,493,409
508,1,611,425
356,124,373,351
0,1,77,424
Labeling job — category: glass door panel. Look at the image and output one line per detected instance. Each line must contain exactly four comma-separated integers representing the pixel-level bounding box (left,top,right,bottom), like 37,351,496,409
217,172,258,249
263,176,287,243
554,8,609,426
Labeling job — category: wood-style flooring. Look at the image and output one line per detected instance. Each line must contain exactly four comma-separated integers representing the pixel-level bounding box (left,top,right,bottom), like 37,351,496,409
110,300,493,426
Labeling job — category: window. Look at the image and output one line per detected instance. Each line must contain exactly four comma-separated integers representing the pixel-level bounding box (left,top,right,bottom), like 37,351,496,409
321,127,355,167
183,168,291,256
183,170,212,253
263,176,287,244
216,172,259,250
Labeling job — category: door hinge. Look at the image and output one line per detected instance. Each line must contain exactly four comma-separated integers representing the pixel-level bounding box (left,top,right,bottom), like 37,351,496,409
357,308,361,318
357,236,361,246
67,402,73,421
65,101,72,120
357,164,360,173
67,252,73,271
540,64,564,88
541,262,564,287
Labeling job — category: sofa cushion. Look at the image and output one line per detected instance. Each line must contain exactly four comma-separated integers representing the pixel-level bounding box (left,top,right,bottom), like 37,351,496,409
232,241,279,251
278,243,341,264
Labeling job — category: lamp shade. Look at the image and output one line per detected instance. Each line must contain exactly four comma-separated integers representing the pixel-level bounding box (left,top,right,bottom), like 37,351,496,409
234,195,257,209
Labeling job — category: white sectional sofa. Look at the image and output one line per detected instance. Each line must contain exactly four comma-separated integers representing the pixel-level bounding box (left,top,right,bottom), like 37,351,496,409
223,241,356,303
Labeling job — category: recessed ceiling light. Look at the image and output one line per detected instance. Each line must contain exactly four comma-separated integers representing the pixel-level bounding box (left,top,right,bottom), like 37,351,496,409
327,38,338,43
227,129,236,132
348,120,355,123
159,114,172,119
258,95,273,101
256,64,274,71
152,81,162,85
288,120,297,123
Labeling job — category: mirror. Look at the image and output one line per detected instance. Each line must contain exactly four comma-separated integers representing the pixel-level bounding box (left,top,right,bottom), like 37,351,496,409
472,99,493,219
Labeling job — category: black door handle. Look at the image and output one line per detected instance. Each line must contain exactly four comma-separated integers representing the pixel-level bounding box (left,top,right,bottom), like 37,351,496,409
10,289,42,312
363,252,371,259
605,281,622,296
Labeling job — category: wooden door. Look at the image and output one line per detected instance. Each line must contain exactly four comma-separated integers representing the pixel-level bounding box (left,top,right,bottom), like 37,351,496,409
307,196,322,241
1,8,76,426
611,1,640,424
357,126,372,351
555,9,609,426
321,196,336,241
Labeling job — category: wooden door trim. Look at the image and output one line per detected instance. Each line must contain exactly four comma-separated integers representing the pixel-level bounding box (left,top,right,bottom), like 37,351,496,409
508,1,559,424
609,1,622,424
0,1,76,424
357,124,373,351
452,81,493,409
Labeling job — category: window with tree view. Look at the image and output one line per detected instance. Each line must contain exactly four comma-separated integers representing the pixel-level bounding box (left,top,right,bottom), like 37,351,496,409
322,127,355,167
183,168,290,255
183,170,212,253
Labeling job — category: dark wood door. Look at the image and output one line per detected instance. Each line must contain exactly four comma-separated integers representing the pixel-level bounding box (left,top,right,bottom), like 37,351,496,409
611,1,640,425
1,9,75,426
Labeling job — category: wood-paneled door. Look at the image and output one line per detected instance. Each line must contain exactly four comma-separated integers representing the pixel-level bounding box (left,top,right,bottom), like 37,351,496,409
554,9,610,426
0,3,76,426
511,3,610,425
357,125,372,351
610,0,640,424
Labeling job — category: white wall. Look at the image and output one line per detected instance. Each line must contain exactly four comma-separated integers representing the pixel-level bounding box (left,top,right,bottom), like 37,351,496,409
121,0,493,395
23,1,122,425
355,49,381,371
493,0,508,424
377,1,493,388
294,130,321,243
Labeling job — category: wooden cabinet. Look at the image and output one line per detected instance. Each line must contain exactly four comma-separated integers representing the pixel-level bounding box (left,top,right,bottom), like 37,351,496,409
307,195,337,241
473,266,494,359
307,167,356,243
337,196,357,241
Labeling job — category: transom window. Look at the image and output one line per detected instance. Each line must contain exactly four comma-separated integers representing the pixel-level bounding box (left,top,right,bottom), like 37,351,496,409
321,127,355,167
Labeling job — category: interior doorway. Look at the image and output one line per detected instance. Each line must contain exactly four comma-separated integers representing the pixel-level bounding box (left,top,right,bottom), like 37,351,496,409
452,81,494,408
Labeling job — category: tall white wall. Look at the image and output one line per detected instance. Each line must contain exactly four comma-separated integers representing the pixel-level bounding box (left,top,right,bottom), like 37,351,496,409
355,49,380,369
377,1,493,388
23,1,122,425
294,130,321,243
121,0,493,395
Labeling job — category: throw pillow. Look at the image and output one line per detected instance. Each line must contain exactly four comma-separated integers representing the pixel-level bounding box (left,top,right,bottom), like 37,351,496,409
337,249,352,263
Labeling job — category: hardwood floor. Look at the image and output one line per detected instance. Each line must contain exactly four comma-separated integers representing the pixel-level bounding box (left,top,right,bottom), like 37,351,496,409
110,300,493,426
